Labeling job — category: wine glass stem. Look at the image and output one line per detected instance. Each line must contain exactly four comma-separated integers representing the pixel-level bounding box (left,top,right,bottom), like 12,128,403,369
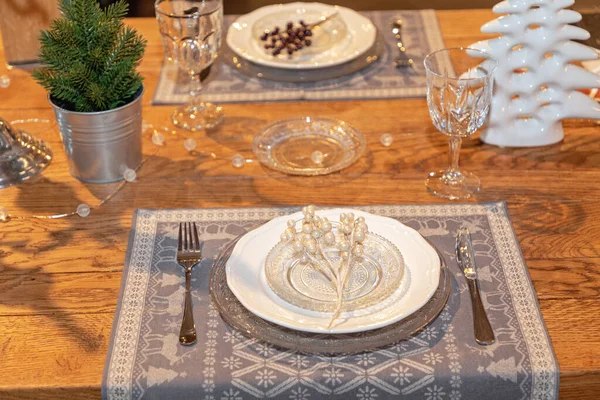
448,136,462,174
189,72,203,106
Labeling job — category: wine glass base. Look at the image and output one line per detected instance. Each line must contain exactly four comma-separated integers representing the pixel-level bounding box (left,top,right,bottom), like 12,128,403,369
425,169,481,200
171,103,224,131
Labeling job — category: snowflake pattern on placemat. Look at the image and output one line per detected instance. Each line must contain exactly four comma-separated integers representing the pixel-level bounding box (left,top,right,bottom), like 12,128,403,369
103,203,558,400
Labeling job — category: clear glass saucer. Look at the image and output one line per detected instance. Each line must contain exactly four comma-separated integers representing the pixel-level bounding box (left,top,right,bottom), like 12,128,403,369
265,232,405,313
209,234,451,356
252,117,366,176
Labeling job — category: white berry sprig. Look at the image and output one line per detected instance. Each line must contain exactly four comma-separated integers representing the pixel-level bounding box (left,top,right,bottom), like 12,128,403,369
280,205,369,329
328,212,368,328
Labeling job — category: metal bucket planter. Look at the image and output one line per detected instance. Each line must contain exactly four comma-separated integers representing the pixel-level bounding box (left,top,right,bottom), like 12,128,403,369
49,87,144,183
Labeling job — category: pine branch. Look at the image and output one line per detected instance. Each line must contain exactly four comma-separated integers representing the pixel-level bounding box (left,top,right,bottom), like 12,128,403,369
34,0,146,112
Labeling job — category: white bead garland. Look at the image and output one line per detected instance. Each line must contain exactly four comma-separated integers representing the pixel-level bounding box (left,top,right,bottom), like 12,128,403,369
183,138,197,151
123,168,137,182
76,204,91,218
311,150,324,164
0,75,10,88
4,120,264,223
151,131,165,146
232,154,245,168
0,206,10,222
380,133,393,147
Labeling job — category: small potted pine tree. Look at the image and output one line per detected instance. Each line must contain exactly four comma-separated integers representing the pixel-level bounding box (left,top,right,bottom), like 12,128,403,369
33,0,146,183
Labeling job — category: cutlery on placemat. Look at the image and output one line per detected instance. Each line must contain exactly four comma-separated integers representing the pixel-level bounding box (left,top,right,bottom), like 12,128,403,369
391,19,414,68
455,227,495,345
176,222,202,345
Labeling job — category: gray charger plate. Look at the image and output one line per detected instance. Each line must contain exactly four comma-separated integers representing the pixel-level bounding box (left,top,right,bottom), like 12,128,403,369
209,232,451,356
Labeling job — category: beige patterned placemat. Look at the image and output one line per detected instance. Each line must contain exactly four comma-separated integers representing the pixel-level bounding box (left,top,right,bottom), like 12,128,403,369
103,202,558,400
153,10,445,104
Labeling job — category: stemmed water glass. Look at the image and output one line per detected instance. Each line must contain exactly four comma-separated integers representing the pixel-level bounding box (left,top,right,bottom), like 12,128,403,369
155,0,224,131
424,48,497,199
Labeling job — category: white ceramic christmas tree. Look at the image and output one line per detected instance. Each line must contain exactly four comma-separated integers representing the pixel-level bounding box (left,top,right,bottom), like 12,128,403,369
470,0,600,147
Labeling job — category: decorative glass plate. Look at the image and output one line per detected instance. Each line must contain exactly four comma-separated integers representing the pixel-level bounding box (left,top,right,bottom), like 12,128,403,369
225,209,440,333
210,234,450,356
222,33,383,84
226,2,376,70
252,117,366,176
265,232,405,313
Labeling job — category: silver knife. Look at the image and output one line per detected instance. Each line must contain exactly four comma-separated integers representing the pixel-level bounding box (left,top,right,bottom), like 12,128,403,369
456,227,495,345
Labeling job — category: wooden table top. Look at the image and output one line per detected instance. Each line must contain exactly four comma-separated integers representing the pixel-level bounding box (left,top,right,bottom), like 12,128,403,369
1,9,599,399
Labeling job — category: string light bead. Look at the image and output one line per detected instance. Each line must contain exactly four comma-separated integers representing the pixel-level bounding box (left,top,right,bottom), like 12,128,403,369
311,150,324,164
76,204,91,218
380,133,393,147
151,131,165,146
232,154,245,168
0,75,10,88
123,168,137,182
183,138,197,152
0,206,10,222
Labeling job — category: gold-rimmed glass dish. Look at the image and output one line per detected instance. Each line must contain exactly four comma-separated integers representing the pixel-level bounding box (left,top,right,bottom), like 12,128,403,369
252,117,366,176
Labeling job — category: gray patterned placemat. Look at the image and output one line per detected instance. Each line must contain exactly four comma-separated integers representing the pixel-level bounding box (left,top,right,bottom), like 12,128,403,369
103,202,558,400
152,10,444,104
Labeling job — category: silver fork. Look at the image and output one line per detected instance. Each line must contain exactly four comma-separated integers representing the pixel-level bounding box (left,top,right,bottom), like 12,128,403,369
176,222,202,345
391,19,414,69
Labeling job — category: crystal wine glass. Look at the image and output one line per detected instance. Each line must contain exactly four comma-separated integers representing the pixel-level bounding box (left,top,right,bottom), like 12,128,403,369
424,48,497,199
155,0,224,131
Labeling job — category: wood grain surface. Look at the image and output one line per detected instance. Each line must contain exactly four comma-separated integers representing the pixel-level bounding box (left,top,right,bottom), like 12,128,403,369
0,9,599,399
0,0,60,64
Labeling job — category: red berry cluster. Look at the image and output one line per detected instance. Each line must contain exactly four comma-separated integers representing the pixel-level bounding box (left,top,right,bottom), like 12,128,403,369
260,21,313,56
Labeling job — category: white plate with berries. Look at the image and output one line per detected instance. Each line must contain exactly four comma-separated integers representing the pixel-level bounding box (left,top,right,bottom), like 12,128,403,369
225,208,441,334
226,2,376,70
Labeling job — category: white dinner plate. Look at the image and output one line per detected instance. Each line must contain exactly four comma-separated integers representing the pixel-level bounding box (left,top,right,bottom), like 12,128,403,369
226,209,441,334
226,2,376,70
